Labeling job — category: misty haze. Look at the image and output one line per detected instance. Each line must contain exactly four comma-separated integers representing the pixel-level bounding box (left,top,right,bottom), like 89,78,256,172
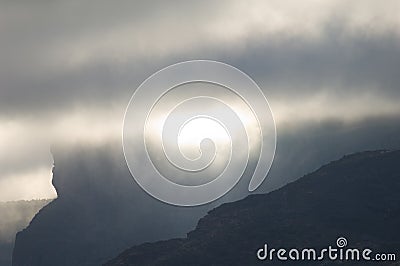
0,1,399,265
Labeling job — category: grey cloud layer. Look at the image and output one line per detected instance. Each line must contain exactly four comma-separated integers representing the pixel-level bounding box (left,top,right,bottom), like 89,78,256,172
1,0,400,117
0,0,400,200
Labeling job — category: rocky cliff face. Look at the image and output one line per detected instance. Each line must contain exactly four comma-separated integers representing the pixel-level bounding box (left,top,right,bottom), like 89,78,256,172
0,200,50,266
106,150,400,265
12,144,213,266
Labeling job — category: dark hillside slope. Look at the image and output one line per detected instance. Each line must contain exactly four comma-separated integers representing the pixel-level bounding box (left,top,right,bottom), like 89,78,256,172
106,150,400,265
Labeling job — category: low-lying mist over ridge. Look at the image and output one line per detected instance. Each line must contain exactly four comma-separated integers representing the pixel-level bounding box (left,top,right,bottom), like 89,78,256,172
3,108,400,265
11,114,400,265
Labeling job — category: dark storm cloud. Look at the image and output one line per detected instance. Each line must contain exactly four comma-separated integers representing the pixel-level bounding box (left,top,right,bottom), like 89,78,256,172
0,0,399,118
2,30,400,117
1,31,400,118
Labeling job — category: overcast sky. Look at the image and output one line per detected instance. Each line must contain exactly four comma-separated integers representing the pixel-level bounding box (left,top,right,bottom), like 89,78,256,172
1,0,400,201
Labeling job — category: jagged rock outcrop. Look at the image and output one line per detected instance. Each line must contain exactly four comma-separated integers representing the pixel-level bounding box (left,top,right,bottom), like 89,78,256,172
12,144,213,266
106,150,400,265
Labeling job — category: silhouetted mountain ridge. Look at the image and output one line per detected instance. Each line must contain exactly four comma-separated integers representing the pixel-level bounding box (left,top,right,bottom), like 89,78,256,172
106,150,400,265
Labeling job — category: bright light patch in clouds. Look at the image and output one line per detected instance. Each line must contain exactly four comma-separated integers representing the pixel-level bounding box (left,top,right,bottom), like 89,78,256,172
178,118,230,161
0,0,399,201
